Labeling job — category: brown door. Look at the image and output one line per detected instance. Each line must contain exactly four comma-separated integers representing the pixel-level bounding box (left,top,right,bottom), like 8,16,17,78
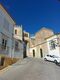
33,50,35,57
40,49,43,58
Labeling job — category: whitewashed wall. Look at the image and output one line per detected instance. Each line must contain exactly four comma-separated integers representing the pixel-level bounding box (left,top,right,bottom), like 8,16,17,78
14,40,23,58
47,35,60,56
0,8,14,57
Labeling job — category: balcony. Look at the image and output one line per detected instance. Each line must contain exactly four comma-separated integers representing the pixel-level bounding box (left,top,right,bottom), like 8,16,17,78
23,31,29,42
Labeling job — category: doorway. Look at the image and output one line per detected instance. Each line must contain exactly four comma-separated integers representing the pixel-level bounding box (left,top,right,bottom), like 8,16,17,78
23,41,27,58
40,48,43,58
33,50,35,57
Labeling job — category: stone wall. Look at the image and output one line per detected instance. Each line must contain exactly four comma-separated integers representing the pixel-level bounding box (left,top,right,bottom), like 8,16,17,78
29,27,54,58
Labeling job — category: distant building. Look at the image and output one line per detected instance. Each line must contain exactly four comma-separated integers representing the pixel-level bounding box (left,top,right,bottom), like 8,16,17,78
14,26,30,58
0,4,15,58
29,36,36,57
46,33,60,56
29,27,54,58
23,31,30,58
14,25,23,58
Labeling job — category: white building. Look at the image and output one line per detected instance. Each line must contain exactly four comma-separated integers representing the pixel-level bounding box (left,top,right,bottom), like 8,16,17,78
14,25,23,58
46,33,60,57
0,4,15,58
0,4,30,60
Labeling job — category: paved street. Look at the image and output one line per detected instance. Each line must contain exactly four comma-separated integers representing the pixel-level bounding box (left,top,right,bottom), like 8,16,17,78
0,57,60,80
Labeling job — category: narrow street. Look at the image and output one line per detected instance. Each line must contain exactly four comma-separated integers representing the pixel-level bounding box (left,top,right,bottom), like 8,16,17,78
0,58,60,80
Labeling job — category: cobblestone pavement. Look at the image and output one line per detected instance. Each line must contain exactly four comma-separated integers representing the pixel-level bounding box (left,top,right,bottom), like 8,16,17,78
0,57,60,80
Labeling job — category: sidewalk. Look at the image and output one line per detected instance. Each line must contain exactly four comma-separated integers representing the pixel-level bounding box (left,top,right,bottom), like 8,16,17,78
0,58,23,74
0,57,33,75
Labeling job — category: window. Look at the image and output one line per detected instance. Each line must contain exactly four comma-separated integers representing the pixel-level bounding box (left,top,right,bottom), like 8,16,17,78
15,41,19,50
2,39,7,50
15,30,17,34
2,39,4,46
24,33,28,37
47,55,50,57
49,40,56,50
50,55,53,57
5,40,7,48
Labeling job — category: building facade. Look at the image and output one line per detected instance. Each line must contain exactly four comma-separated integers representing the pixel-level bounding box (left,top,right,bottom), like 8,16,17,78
0,4,15,58
29,27,54,58
0,4,30,60
14,25,23,58
46,33,60,57
14,26,30,59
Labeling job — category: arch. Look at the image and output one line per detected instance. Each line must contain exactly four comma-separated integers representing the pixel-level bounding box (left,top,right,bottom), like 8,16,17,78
33,49,35,57
40,48,43,58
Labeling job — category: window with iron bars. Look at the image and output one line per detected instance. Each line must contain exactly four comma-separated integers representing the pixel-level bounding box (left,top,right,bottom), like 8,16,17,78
49,40,56,50
1,39,7,50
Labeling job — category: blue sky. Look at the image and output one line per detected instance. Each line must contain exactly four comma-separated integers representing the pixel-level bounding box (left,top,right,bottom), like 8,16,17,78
0,0,60,34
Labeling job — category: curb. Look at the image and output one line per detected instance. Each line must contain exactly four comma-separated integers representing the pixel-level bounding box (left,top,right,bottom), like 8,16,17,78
0,66,12,74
